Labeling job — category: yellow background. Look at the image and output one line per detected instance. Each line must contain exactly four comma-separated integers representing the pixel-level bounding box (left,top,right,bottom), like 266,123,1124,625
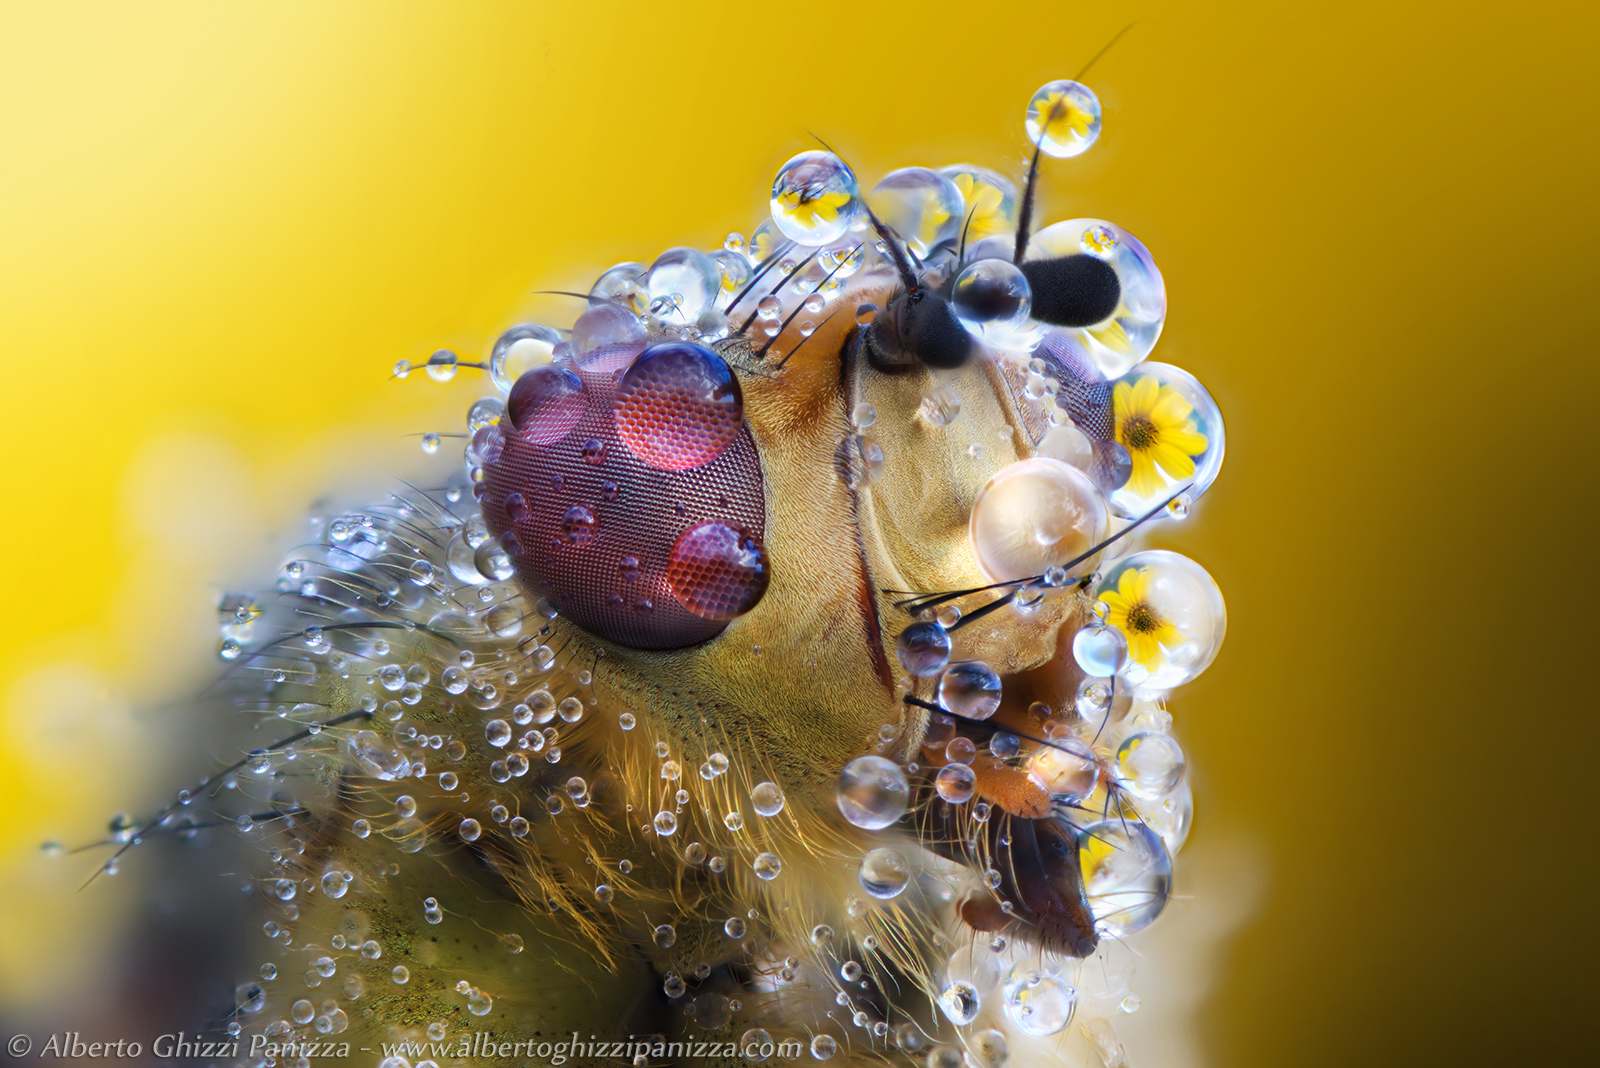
1,1,1594,1063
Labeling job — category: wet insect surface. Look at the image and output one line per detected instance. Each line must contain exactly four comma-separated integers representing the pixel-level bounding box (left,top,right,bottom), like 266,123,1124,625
84,64,1226,1068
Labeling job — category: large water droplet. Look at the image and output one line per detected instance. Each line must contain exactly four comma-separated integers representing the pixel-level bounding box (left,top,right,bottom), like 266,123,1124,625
836,756,909,830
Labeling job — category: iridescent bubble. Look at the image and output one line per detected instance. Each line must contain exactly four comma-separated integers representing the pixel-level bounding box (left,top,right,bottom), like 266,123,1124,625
1079,818,1172,936
1027,738,1098,803
867,167,964,257
1096,550,1226,690
751,782,785,817
836,756,910,830
858,847,910,899
1026,220,1165,378
968,458,1109,583
939,165,1018,243
1114,731,1186,799
936,980,981,1026
1003,971,1077,1036
938,662,1002,720
489,324,562,393
952,259,1032,342
1104,363,1226,519
934,763,976,803
770,151,861,246
646,247,720,322
1025,80,1102,158
895,621,952,677
1072,624,1128,677
505,366,587,445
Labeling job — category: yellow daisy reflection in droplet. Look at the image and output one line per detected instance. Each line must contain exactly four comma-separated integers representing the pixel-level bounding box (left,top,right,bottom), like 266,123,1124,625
777,189,852,234
1099,566,1182,668
945,172,1011,241
1113,375,1209,498
1036,90,1094,145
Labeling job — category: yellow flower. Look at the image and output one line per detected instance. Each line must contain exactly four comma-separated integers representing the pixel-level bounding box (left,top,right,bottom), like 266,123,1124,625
1113,374,1209,498
1035,91,1093,146
1099,566,1182,668
777,189,852,232
946,172,1010,241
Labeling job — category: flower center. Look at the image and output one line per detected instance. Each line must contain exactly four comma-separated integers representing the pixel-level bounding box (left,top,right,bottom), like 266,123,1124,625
1126,601,1162,634
1123,415,1159,453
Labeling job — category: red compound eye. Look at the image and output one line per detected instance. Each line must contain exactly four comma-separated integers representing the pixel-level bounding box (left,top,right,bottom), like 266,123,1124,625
613,343,743,471
667,522,770,620
506,366,587,445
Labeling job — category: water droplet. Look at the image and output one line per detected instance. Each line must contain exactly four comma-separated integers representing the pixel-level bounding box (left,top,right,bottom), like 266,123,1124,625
392,965,410,985
938,662,1002,720
1003,971,1077,1036
937,980,981,1025
809,1035,837,1060
653,923,677,948
918,386,962,427
836,756,909,830
751,782,785,817
1072,624,1128,677
1114,731,1186,799
752,852,782,880
654,811,678,836
934,763,976,803
458,818,482,842
895,621,952,677
1080,819,1173,936
952,259,1032,342
724,916,747,938
1025,80,1103,159
770,151,861,245
859,847,910,899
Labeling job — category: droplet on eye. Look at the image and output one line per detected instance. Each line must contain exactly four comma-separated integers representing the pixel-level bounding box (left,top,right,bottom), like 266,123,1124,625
506,366,587,445
666,522,769,620
613,343,743,472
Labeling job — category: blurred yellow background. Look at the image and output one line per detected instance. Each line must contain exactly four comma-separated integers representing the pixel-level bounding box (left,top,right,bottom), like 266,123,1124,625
1,1,1594,1064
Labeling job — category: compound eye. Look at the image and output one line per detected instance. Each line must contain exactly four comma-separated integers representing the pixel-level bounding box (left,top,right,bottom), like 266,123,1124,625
667,522,770,620
614,342,743,471
506,366,587,444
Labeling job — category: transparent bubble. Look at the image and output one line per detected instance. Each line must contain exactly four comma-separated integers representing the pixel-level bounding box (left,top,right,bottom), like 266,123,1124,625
458,818,481,842
968,458,1109,583
944,736,977,765
752,852,782,880
895,621,952,677
939,164,1018,243
952,259,1032,342
646,247,720,322
571,303,646,357
654,810,678,836
489,323,562,393
1103,362,1225,518
934,763,976,803
590,262,648,315
936,980,981,1026
484,719,511,747
938,662,1002,720
836,756,910,829
1114,731,1186,799
1027,220,1165,377
1003,971,1076,1036
1080,819,1172,936
1036,422,1094,469
867,167,964,257
424,349,459,382
653,923,676,948
809,1035,837,1060
770,151,861,246
1027,738,1098,803
858,847,910,899
751,782,785,817
1073,624,1129,677
1025,80,1102,158
919,385,962,427
1096,550,1225,690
